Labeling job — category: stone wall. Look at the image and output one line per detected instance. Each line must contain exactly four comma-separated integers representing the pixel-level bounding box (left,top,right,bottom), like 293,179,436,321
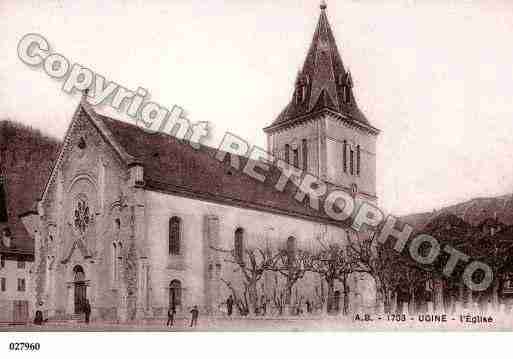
144,190,375,315
35,107,136,320
324,115,377,197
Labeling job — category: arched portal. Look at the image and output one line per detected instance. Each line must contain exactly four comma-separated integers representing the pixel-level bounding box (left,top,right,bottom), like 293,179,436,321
73,265,87,314
169,280,182,310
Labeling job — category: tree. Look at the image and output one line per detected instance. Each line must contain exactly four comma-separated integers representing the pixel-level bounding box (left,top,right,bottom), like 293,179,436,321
310,239,353,315
268,247,313,311
460,226,513,311
347,228,406,313
270,274,286,316
213,244,276,315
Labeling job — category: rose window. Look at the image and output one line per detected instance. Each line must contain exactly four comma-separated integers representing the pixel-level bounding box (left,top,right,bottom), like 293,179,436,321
74,198,91,234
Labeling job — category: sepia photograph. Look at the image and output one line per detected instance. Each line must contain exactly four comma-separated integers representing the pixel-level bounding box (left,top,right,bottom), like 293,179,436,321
1,1,513,353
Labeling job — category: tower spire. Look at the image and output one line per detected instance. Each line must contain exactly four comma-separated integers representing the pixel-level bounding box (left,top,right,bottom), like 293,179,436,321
264,1,379,133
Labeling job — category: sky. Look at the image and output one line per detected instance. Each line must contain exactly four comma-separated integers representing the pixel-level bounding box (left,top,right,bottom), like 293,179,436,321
1,0,513,216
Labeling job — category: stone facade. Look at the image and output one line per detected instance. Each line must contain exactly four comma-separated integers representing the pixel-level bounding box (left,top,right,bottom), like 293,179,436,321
143,189,363,315
268,113,377,200
24,105,145,321
21,4,380,322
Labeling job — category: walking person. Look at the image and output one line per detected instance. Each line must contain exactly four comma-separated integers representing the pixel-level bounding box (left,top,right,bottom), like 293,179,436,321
33,310,43,325
226,295,234,317
166,306,176,327
190,305,199,328
260,295,267,316
84,299,91,324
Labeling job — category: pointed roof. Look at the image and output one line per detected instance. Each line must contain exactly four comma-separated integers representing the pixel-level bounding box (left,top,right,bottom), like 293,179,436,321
264,3,378,134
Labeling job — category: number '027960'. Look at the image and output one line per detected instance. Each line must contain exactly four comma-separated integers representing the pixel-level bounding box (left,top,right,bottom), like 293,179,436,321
9,342,41,351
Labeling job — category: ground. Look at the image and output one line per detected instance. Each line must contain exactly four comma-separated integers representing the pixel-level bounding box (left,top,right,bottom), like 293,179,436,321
1,312,511,331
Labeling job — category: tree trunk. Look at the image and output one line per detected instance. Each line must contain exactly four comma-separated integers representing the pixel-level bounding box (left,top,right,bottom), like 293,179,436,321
390,291,397,313
491,277,500,311
408,286,416,315
285,278,292,305
342,276,350,316
458,282,464,303
383,287,392,314
248,281,258,315
326,278,335,314
466,287,473,310
374,279,385,314
433,277,444,312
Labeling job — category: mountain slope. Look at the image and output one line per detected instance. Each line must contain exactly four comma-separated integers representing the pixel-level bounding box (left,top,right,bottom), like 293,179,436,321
401,194,513,231
0,119,61,251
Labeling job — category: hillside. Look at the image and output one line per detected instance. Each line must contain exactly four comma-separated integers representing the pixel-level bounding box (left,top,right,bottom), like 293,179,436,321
401,194,513,231
0,119,61,251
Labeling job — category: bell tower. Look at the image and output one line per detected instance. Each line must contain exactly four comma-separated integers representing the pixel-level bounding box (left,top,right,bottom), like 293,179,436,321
263,1,380,202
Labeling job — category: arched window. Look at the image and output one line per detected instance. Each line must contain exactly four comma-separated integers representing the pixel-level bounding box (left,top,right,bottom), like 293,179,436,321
293,148,299,168
296,86,305,104
73,265,85,282
356,145,361,176
287,237,296,267
169,279,182,309
169,217,181,255
286,236,296,266
343,140,347,173
343,86,351,104
284,144,290,164
112,243,118,282
350,148,354,175
344,72,353,105
302,139,308,171
234,228,244,263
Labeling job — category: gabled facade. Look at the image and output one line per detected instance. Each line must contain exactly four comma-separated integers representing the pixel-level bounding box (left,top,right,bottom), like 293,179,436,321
22,99,147,321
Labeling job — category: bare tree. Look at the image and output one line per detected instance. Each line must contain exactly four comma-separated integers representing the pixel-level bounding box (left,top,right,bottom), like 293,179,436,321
213,245,276,315
268,248,313,310
270,274,286,316
310,240,353,315
347,229,404,313
313,278,326,312
220,278,249,316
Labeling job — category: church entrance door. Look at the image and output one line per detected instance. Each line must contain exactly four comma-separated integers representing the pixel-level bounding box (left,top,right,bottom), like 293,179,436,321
169,280,182,310
73,265,87,314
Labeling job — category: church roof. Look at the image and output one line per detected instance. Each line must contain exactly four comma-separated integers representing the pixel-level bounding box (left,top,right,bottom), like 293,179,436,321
95,111,344,225
264,3,378,134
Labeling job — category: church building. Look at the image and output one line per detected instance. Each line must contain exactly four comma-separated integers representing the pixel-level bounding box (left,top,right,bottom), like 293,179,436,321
22,3,380,322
